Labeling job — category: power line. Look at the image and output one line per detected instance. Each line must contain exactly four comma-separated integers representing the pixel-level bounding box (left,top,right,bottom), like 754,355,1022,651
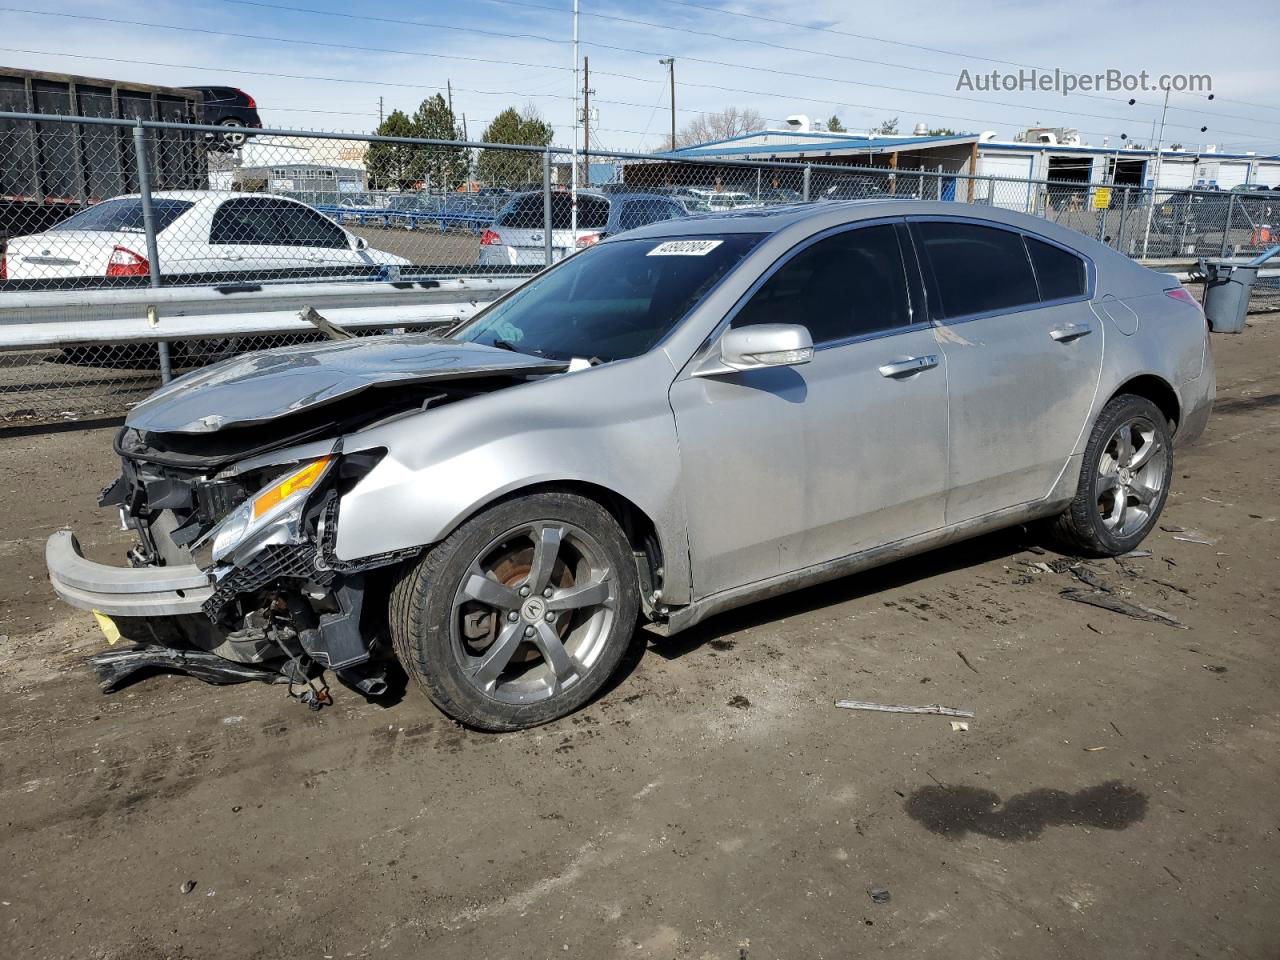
0,7,655,86
177,2,1277,141
643,0,1277,119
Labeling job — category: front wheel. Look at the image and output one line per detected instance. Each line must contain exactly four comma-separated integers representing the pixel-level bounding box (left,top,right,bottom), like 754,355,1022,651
389,492,640,731
1048,394,1174,556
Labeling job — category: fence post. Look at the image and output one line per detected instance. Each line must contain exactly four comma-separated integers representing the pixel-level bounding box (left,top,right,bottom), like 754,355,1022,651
542,148,553,265
1119,187,1131,254
132,120,171,383
802,164,811,202
1219,192,1236,258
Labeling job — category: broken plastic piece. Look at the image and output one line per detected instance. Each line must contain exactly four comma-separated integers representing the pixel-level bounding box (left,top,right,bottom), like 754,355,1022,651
88,644,280,691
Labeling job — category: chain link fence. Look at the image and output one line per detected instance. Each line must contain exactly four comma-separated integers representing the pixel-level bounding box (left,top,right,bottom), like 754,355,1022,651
3,111,1278,425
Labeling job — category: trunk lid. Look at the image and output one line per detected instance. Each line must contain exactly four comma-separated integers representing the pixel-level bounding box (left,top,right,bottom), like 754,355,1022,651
4,230,139,279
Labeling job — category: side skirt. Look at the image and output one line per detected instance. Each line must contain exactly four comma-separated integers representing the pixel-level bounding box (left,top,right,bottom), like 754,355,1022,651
656,480,1078,637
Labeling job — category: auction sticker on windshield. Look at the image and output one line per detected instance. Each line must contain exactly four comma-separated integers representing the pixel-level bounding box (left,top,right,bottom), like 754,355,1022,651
647,239,724,256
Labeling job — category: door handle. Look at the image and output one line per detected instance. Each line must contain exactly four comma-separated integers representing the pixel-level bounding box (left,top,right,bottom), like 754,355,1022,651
878,355,939,378
1050,322,1092,342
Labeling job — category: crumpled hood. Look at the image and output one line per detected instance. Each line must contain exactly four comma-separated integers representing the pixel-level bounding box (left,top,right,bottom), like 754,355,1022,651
126,334,568,434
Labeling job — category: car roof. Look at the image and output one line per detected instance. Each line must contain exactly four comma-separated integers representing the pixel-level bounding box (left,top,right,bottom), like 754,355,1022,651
609,198,1122,253
121,191,313,204
615,199,899,237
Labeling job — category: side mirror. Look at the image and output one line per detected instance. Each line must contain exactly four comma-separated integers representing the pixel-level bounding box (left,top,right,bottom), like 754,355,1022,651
354,236,369,251
708,323,814,374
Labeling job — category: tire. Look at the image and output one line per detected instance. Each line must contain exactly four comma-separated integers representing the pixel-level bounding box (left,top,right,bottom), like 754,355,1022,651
389,491,640,731
1048,394,1174,556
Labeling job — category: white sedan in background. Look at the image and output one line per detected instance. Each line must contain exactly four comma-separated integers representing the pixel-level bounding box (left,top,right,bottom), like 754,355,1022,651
3,191,410,281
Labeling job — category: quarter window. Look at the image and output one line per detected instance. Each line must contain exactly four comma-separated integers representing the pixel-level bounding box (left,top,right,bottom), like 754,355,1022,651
1025,235,1087,301
732,224,911,344
913,221,1040,319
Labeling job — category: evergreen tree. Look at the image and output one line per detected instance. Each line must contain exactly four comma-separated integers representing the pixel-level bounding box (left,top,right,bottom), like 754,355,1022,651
477,107,554,186
827,115,846,133
365,110,419,191
411,94,468,192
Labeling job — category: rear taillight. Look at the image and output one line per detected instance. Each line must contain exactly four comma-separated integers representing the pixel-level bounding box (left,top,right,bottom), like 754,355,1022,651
1166,287,1201,309
479,229,501,246
237,89,256,109
0,252,6,281
575,233,600,248
106,245,150,277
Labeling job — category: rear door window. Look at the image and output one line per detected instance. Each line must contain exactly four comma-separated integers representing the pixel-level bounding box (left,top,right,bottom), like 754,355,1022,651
732,223,911,344
1024,235,1087,301
911,220,1040,319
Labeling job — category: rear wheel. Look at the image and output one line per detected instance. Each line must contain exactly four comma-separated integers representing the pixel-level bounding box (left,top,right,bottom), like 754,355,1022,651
218,118,248,149
1049,394,1173,555
389,491,639,731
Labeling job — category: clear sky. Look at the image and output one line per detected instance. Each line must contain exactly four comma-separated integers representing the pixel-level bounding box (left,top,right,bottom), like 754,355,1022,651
1,0,1276,156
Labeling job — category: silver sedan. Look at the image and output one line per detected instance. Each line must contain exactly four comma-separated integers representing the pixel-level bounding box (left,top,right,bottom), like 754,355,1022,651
47,200,1214,730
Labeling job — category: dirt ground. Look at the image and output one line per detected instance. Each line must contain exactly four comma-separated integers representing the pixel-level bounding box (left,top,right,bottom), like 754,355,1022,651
1,318,1277,960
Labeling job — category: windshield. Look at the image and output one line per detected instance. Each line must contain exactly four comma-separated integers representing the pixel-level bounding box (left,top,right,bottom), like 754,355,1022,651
454,233,762,363
51,198,194,234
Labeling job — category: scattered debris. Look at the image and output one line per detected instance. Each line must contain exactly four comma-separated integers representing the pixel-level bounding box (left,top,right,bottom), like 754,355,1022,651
1172,534,1217,546
1024,545,1047,555
956,650,980,674
835,700,974,719
180,880,196,895
1086,623,1103,635
1203,665,1228,674
1163,865,1184,884
1200,496,1231,506
1084,746,1107,752
727,695,751,709
949,721,970,732
1059,588,1187,629
1109,721,1125,737
1022,560,1055,574
868,886,892,904
1160,524,1186,533
1119,549,1153,559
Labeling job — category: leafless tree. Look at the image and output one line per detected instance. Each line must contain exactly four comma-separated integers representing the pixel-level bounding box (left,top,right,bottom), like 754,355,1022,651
675,106,765,148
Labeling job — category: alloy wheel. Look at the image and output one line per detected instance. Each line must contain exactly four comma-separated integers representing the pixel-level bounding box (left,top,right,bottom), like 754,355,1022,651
1095,415,1167,538
450,521,617,705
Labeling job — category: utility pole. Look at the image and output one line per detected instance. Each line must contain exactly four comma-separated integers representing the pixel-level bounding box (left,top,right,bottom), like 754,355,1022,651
583,56,591,187
1141,88,1171,260
446,80,453,115
378,96,383,125
659,57,675,150
570,0,579,238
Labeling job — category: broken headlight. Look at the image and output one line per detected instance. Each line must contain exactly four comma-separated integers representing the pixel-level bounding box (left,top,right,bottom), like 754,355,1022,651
193,456,335,568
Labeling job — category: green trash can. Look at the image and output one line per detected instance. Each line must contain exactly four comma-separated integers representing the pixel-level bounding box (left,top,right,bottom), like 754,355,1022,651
1197,261,1258,333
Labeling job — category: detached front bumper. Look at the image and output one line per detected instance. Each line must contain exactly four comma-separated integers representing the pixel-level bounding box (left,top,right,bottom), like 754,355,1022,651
46,530,213,618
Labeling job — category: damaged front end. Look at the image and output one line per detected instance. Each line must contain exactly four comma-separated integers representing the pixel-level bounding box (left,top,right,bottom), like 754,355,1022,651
47,334,568,702
56,429,403,699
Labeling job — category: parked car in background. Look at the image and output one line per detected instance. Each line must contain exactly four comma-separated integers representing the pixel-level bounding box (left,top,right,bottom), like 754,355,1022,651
48,201,1213,731
3,191,409,282
182,86,262,149
477,191,686,265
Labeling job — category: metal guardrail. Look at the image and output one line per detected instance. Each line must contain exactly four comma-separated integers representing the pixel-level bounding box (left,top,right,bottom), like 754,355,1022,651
0,276,518,349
